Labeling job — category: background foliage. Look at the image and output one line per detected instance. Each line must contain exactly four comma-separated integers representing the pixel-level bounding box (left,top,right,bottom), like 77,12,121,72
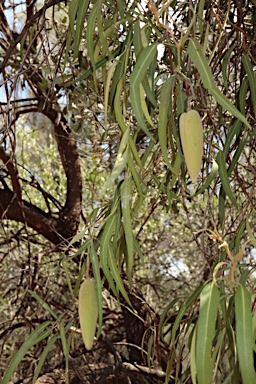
0,0,255,383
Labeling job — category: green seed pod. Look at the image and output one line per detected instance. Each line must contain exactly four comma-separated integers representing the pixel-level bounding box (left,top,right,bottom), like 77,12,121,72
179,110,203,183
78,279,98,350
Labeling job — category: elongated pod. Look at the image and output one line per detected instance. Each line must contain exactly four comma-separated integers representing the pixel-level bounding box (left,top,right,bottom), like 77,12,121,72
179,110,203,183
78,279,98,350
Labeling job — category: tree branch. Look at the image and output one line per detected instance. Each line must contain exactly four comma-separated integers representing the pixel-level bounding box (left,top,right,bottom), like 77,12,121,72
0,188,62,245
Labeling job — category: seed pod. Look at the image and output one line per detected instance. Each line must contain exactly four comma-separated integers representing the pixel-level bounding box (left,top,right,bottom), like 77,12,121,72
78,279,98,350
179,110,203,183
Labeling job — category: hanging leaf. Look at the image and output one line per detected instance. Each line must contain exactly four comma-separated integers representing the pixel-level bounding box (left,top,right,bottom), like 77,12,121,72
2,321,52,384
242,54,256,114
121,177,134,284
235,285,256,384
196,282,220,384
100,129,129,195
188,39,251,129
158,76,176,172
216,151,238,208
130,44,157,140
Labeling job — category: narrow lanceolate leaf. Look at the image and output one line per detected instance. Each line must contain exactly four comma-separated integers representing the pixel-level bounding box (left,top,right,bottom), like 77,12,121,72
194,159,218,196
2,321,52,384
235,285,256,384
86,2,98,72
242,54,256,115
100,211,117,296
27,290,58,319
90,243,103,336
188,39,251,130
107,245,132,306
188,39,214,90
32,333,59,384
158,76,176,172
216,151,238,208
100,129,129,196
130,44,157,140
190,325,197,384
246,218,256,248
121,178,133,284
79,279,98,350
196,282,220,384
210,86,251,129
73,0,90,59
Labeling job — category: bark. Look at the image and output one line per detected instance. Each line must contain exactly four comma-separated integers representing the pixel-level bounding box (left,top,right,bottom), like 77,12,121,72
0,1,82,247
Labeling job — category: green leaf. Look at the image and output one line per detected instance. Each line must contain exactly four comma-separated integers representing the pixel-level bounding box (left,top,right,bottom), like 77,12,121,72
66,44,124,87
87,2,99,73
196,282,220,384
100,211,117,296
121,177,133,284
74,0,90,59
238,76,249,114
133,20,144,58
216,151,238,208
223,120,242,158
90,242,103,336
27,290,58,320
242,54,256,115
172,284,205,346
188,38,214,89
198,0,206,37
107,244,132,306
62,258,78,301
158,76,176,173
235,285,256,384
109,30,132,105
188,39,251,129
221,45,235,90
59,321,69,384
2,321,52,384
140,84,154,127
130,44,157,139
246,218,256,247
114,77,143,169
227,132,247,177
68,0,79,40
210,86,251,129
100,129,129,195
32,333,59,384
190,325,197,384
235,220,246,253
194,159,218,196
165,284,205,383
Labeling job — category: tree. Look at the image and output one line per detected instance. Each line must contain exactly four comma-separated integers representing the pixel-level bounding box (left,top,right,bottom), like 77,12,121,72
0,1,255,383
